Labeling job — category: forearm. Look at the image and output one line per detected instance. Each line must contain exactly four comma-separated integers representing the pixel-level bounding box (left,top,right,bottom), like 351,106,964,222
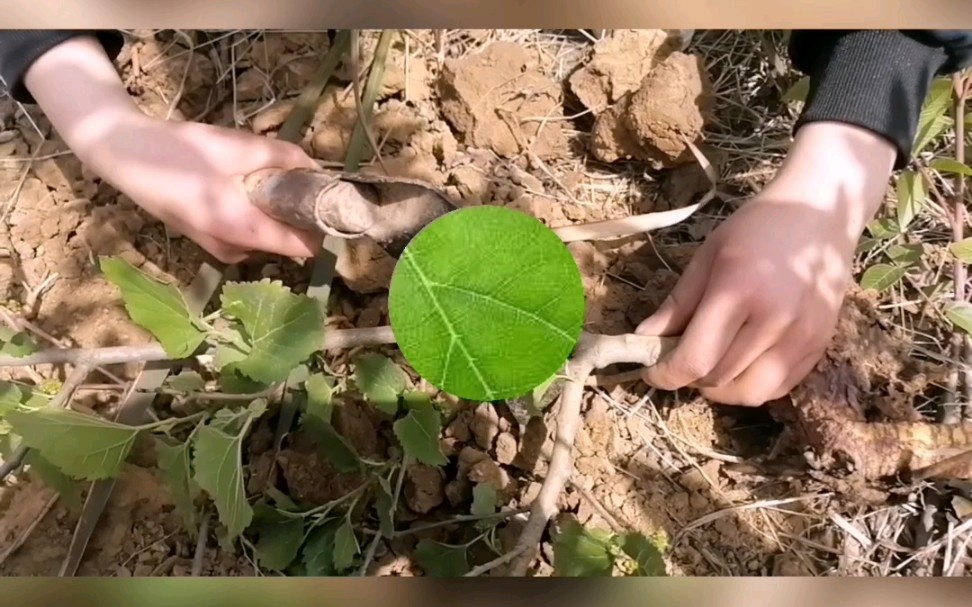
788,30,972,169
21,34,146,168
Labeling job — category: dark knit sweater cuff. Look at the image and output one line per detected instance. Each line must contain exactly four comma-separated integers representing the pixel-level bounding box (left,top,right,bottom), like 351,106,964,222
790,30,949,169
0,30,125,103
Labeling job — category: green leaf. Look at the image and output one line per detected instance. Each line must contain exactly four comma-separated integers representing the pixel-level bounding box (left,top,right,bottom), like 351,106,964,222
5,408,140,480
393,404,447,467
374,477,395,538
24,450,81,509
930,157,972,177
913,78,954,155
303,415,360,473
254,516,305,571
332,519,359,572
0,326,38,358
100,256,206,358
165,370,206,393
218,367,268,395
219,279,325,384
782,76,809,103
895,171,928,230
192,402,265,540
950,238,972,263
946,301,972,336
867,217,901,240
388,206,586,401
0,382,23,416
413,539,470,577
354,353,410,415
621,532,667,576
886,243,924,267
860,264,908,292
303,520,341,576
471,483,497,516
304,373,335,424
156,436,198,533
552,519,616,577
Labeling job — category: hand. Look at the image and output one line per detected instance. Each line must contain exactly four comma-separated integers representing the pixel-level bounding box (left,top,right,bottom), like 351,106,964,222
82,117,322,263
636,122,897,406
23,34,321,263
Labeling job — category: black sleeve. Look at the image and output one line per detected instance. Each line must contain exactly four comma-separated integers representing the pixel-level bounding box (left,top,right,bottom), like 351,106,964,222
788,30,972,169
0,30,125,103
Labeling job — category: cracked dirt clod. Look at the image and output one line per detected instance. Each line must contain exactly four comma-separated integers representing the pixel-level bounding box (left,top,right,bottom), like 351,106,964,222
438,42,567,159
591,51,713,168
568,29,682,112
404,464,446,514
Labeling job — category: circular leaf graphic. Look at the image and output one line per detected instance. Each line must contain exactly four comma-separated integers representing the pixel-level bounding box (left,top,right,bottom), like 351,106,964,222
388,206,585,401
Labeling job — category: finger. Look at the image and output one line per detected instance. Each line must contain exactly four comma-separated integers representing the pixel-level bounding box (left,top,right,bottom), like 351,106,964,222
228,192,323,258
268,139,320,170
188,230,250,264
701,332,824,406
695,313,793,388
636,247,714,337
641,279,749,391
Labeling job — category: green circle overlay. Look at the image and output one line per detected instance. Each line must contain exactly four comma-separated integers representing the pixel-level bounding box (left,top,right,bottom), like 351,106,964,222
388,205,586,401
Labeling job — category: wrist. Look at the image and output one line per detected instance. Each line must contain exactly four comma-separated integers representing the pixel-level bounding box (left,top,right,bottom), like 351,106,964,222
23,35,147,167
763,121,897,240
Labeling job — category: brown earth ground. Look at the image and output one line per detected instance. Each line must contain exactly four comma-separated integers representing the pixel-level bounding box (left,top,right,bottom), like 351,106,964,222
1,30,971,577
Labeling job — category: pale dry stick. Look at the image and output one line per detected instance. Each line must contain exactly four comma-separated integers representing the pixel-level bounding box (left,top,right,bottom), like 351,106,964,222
506,333,675,576
349,30,388,175
673,493,832,546
191,511,211,577
568,480,624,533
0,325,397,368
165,30,196,121
464,546,529,577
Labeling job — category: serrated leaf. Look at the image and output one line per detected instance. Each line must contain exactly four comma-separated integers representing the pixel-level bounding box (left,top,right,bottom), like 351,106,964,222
621,532,667,576
471,483,497,516
332,519,359,572
867,217,901,240
302,520,340,576
303,415,360,473
354,353,409,415
930,157,972,177
0,326,38,357
6,408,140,480
949,238,972,263
413,539,470,577
375,477,395,538
156,436,198,533
192,405,263,540
388,206,585,401
24,450,81,509
946,301,972,336
166,370,206,393
393,405,447,467
100,256,206,358
860,264,908,292
304,373,334,424
895,171,928,230
219,280,325,384
402,390,431,411
254,516,305,571
553,519,616,577
287,364,311,386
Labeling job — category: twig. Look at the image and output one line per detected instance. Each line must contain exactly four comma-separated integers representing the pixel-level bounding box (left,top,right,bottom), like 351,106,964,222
945,72,970,424
389,507,529,538
568,480,624,532
506,333,676,576
349,30,388,174
464,545,528,577
357,532,383,576
0,326,397,368
191,510,211,576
